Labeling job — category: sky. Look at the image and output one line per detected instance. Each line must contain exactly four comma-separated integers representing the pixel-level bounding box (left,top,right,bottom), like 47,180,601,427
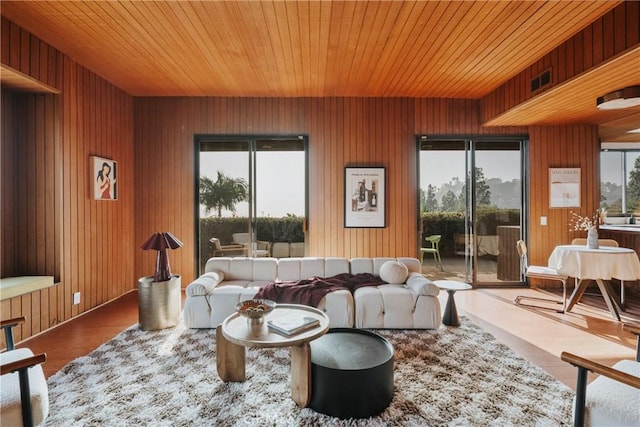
419,150,520,190
200,151,305,217
600,150,639,185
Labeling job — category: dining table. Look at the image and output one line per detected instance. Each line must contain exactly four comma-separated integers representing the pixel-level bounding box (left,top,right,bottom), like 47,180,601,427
547,244,640,321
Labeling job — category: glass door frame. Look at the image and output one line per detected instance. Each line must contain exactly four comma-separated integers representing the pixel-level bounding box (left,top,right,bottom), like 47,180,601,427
470,138,528,286
194,134,309,275
417,135,528,287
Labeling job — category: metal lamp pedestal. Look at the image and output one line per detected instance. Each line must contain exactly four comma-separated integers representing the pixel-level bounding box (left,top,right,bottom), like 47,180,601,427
138,275,181,330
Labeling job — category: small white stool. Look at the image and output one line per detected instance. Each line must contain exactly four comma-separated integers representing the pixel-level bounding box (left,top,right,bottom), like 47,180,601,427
434,280,472,326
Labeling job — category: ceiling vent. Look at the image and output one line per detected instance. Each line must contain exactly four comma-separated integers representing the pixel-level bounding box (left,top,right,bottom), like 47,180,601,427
531,69,551,93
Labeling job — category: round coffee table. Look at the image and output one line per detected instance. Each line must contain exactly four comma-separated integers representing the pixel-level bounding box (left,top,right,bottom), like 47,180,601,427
216,303,330,407
434,280,472,326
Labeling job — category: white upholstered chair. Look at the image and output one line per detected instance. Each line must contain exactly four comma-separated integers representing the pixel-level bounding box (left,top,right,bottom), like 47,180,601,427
1,317,49,427
561,322,640,427
513,240,568,313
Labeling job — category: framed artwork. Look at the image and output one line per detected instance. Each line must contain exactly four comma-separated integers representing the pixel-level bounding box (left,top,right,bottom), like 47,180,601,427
549,167,579,208
344,166,385,228
92,156,118,200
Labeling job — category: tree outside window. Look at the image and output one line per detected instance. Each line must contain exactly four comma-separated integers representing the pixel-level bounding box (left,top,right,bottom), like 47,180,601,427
199,171,248,218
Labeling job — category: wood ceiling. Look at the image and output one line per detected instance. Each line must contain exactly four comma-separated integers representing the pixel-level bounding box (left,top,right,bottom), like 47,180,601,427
1,1,639,140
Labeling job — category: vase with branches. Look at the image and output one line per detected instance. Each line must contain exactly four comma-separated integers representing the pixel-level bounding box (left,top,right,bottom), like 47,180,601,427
569,212,599,249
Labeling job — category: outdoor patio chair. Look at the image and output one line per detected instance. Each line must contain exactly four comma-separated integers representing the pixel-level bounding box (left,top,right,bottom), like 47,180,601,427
561,322,640,427
1,316,49,427
420,235,443,271
513,240,568,313
231,233,272,257
209,238,245,257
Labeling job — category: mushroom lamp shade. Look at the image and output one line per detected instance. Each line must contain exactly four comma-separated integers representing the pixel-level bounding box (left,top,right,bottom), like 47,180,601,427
141,232,184,282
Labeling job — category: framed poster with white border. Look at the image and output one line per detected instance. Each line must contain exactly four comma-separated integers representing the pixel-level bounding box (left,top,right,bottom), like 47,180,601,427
549,167,580,208
92,156,118,200
344,166,385,228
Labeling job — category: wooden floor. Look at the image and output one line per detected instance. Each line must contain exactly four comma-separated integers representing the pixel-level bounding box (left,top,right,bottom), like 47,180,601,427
15,286,640,391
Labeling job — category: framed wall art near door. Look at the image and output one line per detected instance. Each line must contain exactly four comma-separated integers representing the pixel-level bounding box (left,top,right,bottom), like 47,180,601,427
549,167,579,208
344,166,385,228
92,156,118,200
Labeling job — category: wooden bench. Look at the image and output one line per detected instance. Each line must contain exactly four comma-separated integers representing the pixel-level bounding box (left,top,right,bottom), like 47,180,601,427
0,277,55,301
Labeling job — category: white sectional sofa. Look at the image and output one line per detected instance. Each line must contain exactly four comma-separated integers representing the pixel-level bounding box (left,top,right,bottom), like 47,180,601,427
184,256,442,329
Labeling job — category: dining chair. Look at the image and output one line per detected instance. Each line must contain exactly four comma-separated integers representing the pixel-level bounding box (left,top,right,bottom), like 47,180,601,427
570,238,626,308
513,240,568,313
570,238,618,247
561,322,640,427
1,317,49,427
420,235,443,271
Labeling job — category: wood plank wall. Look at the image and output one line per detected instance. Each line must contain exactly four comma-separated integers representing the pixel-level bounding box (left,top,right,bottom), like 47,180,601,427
1,91,60,280
134,97,421,281
0,17,135,345
1,89,17,275
528,125,601,266
482,1,639,122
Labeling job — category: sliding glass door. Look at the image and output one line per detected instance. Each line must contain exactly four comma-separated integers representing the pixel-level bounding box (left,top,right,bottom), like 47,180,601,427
473,140,524,285
196,135,308,272
418,136,526,286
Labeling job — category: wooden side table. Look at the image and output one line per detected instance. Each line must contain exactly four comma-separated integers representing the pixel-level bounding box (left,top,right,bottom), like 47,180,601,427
434,280,472,326
217,304,330,407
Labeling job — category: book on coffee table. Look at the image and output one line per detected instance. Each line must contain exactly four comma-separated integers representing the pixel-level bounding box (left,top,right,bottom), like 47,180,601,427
267,314,320,336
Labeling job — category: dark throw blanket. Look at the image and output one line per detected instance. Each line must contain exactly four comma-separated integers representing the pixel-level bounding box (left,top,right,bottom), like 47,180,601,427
254,272,387,307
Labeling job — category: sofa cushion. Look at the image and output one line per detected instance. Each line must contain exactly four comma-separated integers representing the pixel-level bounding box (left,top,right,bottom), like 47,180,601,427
406,272,440,296
300,258,328,279
277,258,303,281
252,258,278,281
373,258,397,275
350,258,373,275
185,270,224,296
379,260,409,284
396,257,422,274
215,280,274,290
206,270,224,283
325,257,350,277
207,257,277,281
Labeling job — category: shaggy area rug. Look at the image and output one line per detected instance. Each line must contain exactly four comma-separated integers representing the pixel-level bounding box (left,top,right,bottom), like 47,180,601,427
43,318,573,426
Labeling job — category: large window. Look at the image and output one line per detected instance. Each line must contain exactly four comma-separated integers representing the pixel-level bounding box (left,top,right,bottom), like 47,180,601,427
600,143,640,215
196,135,308,272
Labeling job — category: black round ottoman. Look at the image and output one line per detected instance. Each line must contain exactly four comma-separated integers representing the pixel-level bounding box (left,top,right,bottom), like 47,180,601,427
309,328,394,419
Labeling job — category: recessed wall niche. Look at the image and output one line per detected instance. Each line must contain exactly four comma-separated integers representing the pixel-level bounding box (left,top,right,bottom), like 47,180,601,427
1,86,61,282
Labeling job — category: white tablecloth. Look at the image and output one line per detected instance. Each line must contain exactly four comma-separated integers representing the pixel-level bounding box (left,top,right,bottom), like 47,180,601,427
547,245,640,281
